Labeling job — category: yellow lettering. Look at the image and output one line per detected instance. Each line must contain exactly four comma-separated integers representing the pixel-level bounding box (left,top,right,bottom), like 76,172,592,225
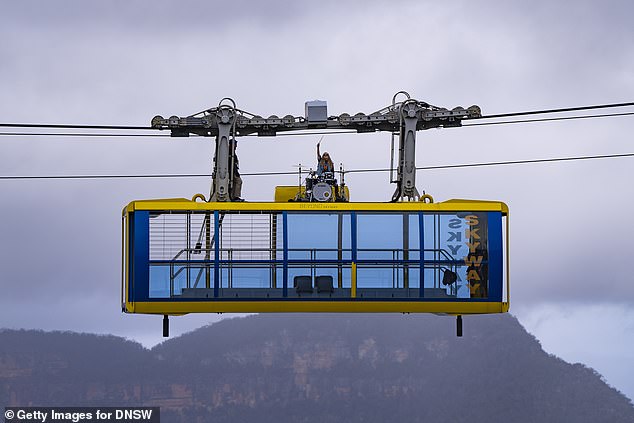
464,255,483,267
465,215,479,226
465,227,480,240
466,241,480,253
467,269,481,281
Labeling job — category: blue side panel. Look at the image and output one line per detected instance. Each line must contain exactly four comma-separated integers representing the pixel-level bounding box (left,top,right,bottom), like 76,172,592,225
131,211,150,302
214,211,220,298
487,212,503,302
419,212,425,298
282,212,288,297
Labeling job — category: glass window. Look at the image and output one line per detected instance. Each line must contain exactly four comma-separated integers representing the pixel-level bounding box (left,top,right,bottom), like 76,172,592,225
357,213,419,260
356,213,420,290
423,213,489,299
138,209,500,302
286,213,351,261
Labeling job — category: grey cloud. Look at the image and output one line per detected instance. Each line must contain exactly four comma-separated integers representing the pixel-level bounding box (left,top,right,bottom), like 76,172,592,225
1,0,308,31
1,0,634,371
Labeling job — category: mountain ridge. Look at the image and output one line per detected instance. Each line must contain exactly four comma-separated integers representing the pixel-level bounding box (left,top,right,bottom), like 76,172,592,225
1,314,632,423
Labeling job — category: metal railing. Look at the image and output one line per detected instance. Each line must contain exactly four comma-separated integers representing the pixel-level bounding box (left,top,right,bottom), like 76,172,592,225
156,247,464,297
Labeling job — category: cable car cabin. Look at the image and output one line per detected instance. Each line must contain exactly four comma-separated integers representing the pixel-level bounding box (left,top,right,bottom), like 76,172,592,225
121,198,509,317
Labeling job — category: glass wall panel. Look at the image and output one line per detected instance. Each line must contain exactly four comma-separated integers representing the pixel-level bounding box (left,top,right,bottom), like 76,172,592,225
149,266,170,298
357,213,419,259
148,265,189,298
221,266,272,289
423,212,489,299
358,214,399,260
219,213,273,261
136,209,502,302
286,213,351,260
356,213,419,291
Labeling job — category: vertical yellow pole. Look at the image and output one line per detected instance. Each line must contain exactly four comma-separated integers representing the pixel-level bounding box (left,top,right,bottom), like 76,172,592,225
351,262,357,298
337,213,343,289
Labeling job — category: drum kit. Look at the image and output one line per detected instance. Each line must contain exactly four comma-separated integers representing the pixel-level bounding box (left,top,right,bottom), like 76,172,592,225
296,170,347,202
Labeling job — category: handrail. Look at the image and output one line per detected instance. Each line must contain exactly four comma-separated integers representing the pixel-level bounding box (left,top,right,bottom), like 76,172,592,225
168,246,461,255
167,246,465,289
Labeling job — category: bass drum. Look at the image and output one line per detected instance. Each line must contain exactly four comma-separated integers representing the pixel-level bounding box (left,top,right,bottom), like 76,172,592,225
311,182,332,202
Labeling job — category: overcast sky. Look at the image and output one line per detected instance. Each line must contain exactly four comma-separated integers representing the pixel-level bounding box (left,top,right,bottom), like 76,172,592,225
1,0,633,401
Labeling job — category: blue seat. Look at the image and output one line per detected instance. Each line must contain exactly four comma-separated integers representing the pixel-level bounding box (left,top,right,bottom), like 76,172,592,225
315,275,334,293
294,276,313,294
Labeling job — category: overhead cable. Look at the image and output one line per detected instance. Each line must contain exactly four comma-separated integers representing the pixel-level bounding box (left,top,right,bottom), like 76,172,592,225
2,152,632,180
462,111,634,127
346,152,634,174
1,111,633,139
0,130,356,138
0,123,154,130
0,132,170,138
1,101,633,132
474,101,634,120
